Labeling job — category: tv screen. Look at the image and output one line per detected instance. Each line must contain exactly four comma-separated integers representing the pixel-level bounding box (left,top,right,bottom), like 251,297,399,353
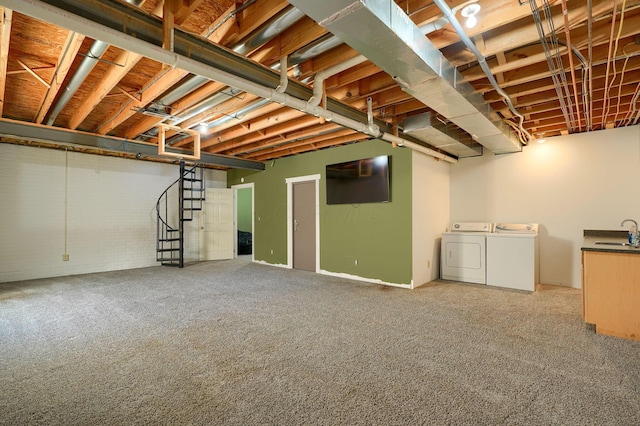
326,155,390,205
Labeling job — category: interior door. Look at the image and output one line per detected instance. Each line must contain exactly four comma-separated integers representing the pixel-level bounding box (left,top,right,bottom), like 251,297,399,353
200,188,234,260
292,181,316,271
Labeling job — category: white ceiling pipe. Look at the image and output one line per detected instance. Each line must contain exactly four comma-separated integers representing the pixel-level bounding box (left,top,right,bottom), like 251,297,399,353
308,54,367,107
381,132,457,164
7,0,457,164
154,6,304,114
275,56,288,93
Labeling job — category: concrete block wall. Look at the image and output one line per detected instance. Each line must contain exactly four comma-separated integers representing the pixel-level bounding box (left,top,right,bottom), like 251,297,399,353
0,143,226,283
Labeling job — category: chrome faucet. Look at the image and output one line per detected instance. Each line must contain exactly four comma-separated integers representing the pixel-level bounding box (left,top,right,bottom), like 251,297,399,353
621,219,640,247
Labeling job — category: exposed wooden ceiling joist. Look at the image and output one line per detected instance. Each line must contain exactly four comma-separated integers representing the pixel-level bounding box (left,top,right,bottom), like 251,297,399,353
0,0,639,165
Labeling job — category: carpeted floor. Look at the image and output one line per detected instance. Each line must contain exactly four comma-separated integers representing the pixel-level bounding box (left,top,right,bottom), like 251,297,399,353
1,259,639,425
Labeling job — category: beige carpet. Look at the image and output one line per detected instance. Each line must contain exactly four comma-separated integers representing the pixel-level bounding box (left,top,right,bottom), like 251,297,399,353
1,259,639,425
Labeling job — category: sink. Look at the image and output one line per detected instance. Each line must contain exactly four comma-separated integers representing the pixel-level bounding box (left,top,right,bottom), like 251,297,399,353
594,241,630,246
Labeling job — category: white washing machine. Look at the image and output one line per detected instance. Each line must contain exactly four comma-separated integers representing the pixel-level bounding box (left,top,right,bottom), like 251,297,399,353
487,223,539,292
441,222,492,284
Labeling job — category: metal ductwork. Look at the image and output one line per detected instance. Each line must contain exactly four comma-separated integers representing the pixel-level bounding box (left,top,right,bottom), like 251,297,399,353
233,7,306,56
288,0,522,155
400,112,482,158
45,0,147,126
288,34,344,66
45,40,109,126
6,0,458,164
205,98,271,130
159,75,209,107
139,5,306,135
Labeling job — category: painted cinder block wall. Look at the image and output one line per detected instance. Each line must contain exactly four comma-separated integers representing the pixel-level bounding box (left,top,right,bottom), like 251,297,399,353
0,143,226,283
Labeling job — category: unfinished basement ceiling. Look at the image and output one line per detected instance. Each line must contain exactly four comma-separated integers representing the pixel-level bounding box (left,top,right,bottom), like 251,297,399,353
0,0,639,167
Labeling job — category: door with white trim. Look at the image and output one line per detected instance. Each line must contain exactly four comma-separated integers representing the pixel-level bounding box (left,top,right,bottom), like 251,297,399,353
292,181,316,271
200,188,234,260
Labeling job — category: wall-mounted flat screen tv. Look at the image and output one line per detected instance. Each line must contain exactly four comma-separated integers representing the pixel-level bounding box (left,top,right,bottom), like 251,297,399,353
326,155,390,205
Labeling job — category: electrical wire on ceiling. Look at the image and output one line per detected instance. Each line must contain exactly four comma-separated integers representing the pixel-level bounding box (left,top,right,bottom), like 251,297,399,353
612,42,636,125
629,87,640,125
529,0,578,133
622,75,640,126
601,0,628,128
560,0,582,131
599,0,619,128
432,0,532,145
588,0,594,131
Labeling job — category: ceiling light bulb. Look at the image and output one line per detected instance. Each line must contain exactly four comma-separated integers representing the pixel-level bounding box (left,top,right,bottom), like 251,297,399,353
465,14,478,28
460,3,481,29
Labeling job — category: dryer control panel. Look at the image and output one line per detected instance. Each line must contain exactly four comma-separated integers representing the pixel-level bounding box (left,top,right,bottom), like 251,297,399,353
450,222,492,232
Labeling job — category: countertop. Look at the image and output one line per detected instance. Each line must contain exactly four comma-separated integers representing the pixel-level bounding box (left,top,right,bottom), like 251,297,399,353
582,230,640,254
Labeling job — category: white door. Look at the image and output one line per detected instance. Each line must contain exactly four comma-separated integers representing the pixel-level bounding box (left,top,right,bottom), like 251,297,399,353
200,188,234,260
292,181,316,271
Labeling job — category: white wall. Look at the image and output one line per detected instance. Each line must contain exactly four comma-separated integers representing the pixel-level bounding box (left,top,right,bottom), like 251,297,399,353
450,126,640,288
412,151,450,287
0,144,226,283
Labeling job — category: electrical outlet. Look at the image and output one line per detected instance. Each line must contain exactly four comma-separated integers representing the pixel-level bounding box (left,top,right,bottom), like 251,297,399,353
270,249,273,255
427,260,431,268
62,254,69,261
354,259,358,266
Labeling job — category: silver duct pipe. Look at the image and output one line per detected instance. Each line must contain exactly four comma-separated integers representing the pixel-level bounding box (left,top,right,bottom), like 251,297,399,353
232,7,306,56
45,0,147,126
288,0,521,154
45,40,109,125
12,0,456,163
288,34,344,66
167,96,272,146
170,87,242,126
206,98,271,130
159,75,208,106
400,112,482,157
148,5,305,129
286,13,448,69
144,87,242,138
431,0,531,144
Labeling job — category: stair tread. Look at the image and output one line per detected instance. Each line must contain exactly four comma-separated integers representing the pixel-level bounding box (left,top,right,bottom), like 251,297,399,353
157,166,205,267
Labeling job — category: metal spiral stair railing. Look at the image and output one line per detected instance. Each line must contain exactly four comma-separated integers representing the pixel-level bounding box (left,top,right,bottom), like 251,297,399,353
156,161,205,267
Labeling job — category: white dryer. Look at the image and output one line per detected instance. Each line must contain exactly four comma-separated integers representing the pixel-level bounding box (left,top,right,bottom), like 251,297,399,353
486,223,539,291
441,222,492,284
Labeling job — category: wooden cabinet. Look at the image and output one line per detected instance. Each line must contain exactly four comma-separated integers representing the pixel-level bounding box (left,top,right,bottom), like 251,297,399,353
582,250,640,341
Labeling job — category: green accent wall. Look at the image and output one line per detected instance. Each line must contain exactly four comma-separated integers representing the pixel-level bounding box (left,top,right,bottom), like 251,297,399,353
228,139,412,285
236,188,252,232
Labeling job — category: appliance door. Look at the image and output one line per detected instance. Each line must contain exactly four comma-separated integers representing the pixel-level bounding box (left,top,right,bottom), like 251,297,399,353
441,234,487,284
487,234,536,291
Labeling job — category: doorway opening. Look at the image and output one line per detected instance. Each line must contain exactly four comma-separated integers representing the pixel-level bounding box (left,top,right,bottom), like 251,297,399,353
232,183,254,260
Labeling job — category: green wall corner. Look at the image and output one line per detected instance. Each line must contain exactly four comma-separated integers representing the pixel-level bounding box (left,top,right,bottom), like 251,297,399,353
228,140,412,284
